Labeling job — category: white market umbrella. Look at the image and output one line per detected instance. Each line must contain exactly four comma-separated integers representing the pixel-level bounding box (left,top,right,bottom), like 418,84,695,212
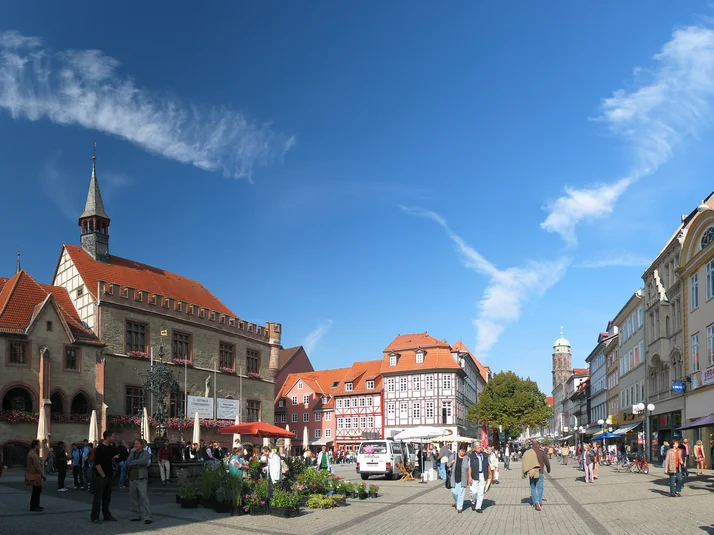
232,415,241,446
37,406,49,469
431,434,476,443
285,424,291,452
88,410,99,445
393,427,450,442
303,426,309,451
263,437,271,447
192,412,201,446
142,407,151,442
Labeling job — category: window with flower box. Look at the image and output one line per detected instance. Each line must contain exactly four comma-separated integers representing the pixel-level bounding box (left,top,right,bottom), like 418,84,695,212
246,400,260,422
125,321,147,355
219,342,234,370
172,331,191,362
125,386,143,416
246,348,261,375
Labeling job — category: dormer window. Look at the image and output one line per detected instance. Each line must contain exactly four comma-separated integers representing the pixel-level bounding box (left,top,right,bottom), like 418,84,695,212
278,399,284,408
366,380,375,390
389,353,398,366
297,381,303,390
416,350,425,364
345,382,353,392
322,396,328,404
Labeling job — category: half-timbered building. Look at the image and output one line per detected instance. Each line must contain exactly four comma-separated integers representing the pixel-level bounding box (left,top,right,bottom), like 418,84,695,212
333,359,383,451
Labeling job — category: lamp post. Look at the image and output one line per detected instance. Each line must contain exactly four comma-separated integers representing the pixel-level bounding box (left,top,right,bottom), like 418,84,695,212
637,402,655,462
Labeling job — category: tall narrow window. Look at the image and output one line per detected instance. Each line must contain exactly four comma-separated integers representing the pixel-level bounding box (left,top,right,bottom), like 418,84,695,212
246,348,260,375
707,324,714,367
425,375,433,390
443,374,452,389
219,342,234,370
708,260,714,300
399,377,407,391
425,401,434,418
386,378,395,392
172,331,191,361
366,380,375,390
691,274,699,310
692,333,700,372
246,400,260,422
125,387,143,415
416,351,424,363
389,355,397,366
64,347,78,370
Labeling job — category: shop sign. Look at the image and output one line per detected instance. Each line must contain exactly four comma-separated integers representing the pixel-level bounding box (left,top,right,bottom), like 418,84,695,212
671,381,686,393
702,367,714,387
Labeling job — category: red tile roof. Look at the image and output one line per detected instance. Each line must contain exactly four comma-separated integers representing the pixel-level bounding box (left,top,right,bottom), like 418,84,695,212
381,347,462,374
0,271,101,344
451,340,489,382
573,368,589,375
276,367,351,408
384,332,450,352
279,346,302,369
335,360,383,396
62,244,234,316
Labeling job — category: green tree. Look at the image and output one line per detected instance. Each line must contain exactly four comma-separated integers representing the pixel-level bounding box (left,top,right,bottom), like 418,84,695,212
466,371,552,429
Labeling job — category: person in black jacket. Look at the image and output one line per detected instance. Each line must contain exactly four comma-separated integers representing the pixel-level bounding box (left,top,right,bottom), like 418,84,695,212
54,442,69,491
90,431,118,524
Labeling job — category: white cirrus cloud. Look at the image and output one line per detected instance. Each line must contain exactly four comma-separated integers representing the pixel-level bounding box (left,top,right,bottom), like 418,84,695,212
400,205,570,355
0,30,294,180
541,24,714,245
303,320,333,353
576,252,652,269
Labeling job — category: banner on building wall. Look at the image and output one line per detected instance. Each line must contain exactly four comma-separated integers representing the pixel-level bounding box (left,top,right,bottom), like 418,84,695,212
217,398,239,420
187,395,214,419
701,367,714,387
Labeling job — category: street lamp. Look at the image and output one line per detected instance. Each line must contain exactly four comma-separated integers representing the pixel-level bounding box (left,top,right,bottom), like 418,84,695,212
637,402,655,462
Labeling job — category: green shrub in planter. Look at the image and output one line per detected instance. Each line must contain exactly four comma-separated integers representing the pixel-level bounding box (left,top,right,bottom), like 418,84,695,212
368,484,380,497
270,489,301,510
306,494,337,509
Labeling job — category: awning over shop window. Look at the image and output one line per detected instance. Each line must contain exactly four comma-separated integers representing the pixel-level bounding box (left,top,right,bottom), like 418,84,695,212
613,421,642,435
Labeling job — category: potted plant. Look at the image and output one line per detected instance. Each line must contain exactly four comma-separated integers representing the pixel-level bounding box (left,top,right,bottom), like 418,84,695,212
213,485,233,514
230,477,245,516
357,482,368,500
269,489,301,518
340,481,356,498
306,494,337,509
368,484,379,498
179,484,200,508
332,493,347,506
243,492,267,515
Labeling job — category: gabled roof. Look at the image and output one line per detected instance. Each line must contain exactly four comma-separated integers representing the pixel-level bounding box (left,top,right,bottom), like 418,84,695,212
61,244,234,316
276,367,351,408
335,360,383,396
384,332,450,352
279,346,311,370
381,346,462,374
451,340,489,382
0,271,101,344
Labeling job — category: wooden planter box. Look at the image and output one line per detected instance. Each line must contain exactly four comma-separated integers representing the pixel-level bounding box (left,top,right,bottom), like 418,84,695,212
180,498,199,508
269,507,300,518
248,505,268,516
213,502,232,514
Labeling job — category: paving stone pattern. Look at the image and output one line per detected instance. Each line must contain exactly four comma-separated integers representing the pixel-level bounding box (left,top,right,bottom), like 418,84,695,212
1,460,713,535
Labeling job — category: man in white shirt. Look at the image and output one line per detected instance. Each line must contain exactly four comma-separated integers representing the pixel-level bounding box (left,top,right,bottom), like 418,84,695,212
504,443,511,471
262,446,282,484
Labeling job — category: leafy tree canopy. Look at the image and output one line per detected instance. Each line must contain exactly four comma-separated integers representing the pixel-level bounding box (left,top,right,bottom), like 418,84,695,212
466,371,552,429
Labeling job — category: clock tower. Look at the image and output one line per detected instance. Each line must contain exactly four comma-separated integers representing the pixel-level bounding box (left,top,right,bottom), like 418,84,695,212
79,149,110,263
552,327,572,392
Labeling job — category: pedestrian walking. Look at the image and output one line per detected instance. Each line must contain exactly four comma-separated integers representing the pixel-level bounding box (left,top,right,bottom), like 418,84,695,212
488,446,499,485
316,446,332,472
115,440,129,488
591,442,600,479
70,444,84,489
26,440,46,512
448,445,470,513
438,444,451,480
90,430,118,524
582,444,595,483
681,438,690,476
504,442,511,471
561,443,569,465
664,438,683,497
127,439,152,525
158,440,172,485
468,440,488,513
54,441,68,491
46,447,55,474
694,440,706,475
521,439,549,511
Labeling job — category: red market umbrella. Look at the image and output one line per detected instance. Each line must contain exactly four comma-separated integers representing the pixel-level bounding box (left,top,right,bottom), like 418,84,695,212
219,422,297,439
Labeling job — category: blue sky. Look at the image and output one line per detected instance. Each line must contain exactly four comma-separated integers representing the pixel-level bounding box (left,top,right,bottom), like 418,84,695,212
2,2,714,394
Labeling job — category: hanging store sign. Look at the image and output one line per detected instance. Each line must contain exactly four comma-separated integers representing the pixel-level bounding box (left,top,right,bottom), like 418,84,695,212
671,381,686,393
702,367,714,387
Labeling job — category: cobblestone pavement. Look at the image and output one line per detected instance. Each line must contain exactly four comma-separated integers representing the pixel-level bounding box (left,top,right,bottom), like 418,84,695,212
1,460,713,535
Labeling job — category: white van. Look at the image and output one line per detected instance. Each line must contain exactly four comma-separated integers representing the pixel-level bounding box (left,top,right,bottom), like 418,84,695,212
356,440,415,480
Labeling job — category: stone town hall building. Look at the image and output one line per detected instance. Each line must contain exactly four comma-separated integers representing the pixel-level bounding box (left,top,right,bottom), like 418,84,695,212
1,153,282,461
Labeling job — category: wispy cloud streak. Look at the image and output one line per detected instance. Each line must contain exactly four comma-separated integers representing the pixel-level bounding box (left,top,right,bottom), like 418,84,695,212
400,206,569,355
541,25,714,244
577,253,651,269
303,320,333,353
0,30,294,180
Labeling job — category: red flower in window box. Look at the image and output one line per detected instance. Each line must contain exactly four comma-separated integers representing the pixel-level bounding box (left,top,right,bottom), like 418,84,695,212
220,366,235,374
172,358,192,367
248,372,262,379
128,351,149,359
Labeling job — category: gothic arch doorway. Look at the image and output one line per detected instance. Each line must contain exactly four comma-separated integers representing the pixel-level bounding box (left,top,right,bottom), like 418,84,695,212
2,387,34,412
50,391,66,416
70,393,91,415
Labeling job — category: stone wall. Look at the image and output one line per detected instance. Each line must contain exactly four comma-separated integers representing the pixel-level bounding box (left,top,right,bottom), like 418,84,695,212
0,422,91,448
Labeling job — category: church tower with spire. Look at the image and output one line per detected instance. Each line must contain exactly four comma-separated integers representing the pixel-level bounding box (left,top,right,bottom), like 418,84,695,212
78,146,110,263
552,327,572,392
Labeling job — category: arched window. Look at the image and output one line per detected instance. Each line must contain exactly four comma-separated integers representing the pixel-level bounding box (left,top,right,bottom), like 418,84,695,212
71,393,91,415
2,387,34,412
50,392,65,415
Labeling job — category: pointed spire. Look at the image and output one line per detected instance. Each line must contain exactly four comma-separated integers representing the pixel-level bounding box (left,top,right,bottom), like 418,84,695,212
80,142,109,220
16,247,21,274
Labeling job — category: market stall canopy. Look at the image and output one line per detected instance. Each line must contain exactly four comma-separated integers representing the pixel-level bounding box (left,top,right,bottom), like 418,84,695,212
592,432,620,439
219,422,296,439
677,413,714,430
431,434,477,443
393,427,452,442
613,422,641,435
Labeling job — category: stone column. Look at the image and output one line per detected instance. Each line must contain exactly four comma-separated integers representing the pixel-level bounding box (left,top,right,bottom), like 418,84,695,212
266,322,282,381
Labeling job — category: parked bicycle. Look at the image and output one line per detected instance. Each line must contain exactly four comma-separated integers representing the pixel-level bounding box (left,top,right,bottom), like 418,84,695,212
617,453,649,474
